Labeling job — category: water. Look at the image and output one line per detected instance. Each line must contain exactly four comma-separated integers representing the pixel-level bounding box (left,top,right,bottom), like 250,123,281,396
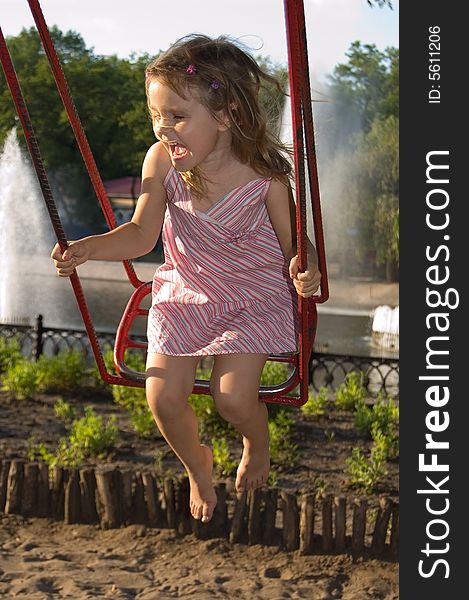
0,130,398,359
0,129,55,323
371,305,399,353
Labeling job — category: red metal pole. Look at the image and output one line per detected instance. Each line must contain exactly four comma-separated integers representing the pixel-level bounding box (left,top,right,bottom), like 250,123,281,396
26,0,143,289
0,26,138,388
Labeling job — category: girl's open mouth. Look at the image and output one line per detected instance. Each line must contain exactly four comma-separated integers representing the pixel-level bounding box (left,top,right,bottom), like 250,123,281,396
168,144,189,160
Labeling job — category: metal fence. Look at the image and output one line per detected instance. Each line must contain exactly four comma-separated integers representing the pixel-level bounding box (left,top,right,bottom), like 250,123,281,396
0,315,399,398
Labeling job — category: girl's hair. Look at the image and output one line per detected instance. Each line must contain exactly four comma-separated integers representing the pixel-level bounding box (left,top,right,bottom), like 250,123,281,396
145,34,292,197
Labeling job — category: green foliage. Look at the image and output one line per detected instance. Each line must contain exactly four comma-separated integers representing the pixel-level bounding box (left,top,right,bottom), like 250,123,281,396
129,407,158,439
30,404,118,468
320,42,399,277
346,391,399,492
114,391,153,437
371,421,399,460
267,470,278,487
255,56,288,135
0,336,22,373
189,393,233,438
1,350,95,399
67,406,118,461
1,27,155,179
1,27,155,230
358,114,399,269
261,361,291,386
345,444,388,494
312,476,328,500
104,349,158,439
268,409,299,467
53,398,77,424
328,42,398,136
354,394,399,439
335,371,367,411
262,362,294,420
212,437,237,477
373,193,399,267
1,358,38,400
300,386,329,418
35,350,89,394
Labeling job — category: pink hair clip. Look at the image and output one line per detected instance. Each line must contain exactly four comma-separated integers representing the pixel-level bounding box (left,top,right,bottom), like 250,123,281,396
186,64,197,75
211,79,221,90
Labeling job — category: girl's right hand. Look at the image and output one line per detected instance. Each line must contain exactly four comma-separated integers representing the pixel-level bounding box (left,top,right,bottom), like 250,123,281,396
50,240,90,277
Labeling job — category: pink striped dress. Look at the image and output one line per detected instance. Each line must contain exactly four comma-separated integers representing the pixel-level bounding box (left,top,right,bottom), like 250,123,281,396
147,166,299,356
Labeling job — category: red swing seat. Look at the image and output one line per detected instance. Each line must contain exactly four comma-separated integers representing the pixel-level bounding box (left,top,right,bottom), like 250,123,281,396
113,281,318,404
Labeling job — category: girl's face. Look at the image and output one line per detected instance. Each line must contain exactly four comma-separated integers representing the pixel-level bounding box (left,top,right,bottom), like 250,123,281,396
147,79,230,171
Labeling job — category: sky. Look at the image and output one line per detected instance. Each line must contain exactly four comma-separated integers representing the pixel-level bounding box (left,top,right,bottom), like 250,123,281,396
2,0,398,83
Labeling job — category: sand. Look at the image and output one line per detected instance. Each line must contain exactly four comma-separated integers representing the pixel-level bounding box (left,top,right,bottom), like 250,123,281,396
0,513,398,599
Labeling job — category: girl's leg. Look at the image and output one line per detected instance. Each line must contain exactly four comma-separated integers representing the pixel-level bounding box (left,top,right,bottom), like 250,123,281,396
210,353,269,492
146,353,217,522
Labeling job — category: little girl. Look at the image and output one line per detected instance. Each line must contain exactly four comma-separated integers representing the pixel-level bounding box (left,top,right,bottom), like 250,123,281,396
51,34,321,524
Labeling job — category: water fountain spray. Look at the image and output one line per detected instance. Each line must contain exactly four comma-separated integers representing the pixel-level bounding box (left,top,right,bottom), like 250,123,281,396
0,129,55,323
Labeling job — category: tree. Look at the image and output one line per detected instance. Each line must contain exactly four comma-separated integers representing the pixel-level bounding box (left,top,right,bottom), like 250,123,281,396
358,115,399,278
0,27,156,229
316,43,399,279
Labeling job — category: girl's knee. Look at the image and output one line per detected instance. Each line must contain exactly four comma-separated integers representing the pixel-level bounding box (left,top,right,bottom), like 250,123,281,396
145,355,198,422
212,390,256,425
146,381,190,422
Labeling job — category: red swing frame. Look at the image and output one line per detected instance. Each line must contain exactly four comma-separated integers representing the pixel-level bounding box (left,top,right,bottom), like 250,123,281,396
0,0,328,406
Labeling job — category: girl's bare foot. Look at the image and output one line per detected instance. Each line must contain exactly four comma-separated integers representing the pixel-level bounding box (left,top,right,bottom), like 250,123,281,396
235,442,270,492
188,444,217,522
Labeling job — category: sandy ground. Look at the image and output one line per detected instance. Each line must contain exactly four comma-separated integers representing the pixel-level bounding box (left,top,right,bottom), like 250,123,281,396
0,514,398,600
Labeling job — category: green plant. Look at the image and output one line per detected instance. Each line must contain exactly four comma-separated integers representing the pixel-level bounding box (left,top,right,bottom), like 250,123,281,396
189,393,232,438
371,421,399,459
71,406,118,459
354,394,399,457
53,399,77,424
301,386,329,418
346,443,388,494
313,476,328,500
31,406,118,468
106,349,159,439
27,435,38,461
353,398,373,434
130,407,158,439
267,470,278,487
212,436,237,477
113,383,157,436
268,409,299,466
1,358,39,399
335,371,367,411
261,361,291,386
35,350,89,394
354,393,399,435
0,336,22,373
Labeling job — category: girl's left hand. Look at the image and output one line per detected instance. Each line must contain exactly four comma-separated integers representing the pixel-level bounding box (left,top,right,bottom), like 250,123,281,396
288,255,321,298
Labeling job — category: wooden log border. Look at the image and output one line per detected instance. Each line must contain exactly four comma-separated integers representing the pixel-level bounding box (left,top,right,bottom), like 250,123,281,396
0,459,398,558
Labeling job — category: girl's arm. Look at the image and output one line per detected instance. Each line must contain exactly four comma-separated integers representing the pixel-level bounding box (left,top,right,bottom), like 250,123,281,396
265,178,321,298
51,143,169,276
